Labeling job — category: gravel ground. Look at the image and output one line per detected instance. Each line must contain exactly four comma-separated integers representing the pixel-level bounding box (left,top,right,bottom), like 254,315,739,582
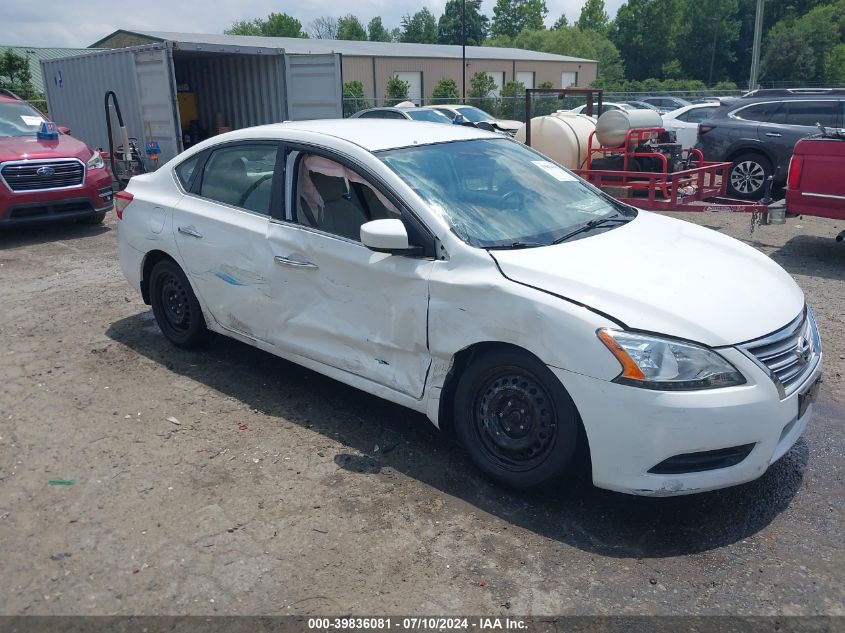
0,210,843,616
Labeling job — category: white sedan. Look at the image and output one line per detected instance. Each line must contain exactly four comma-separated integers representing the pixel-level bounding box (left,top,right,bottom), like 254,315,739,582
661,103,720,148
568,102,634,116
117,120,821,495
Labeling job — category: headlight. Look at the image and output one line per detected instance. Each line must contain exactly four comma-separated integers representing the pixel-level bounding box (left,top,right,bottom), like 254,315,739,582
597,329,745,390
87,150,105,170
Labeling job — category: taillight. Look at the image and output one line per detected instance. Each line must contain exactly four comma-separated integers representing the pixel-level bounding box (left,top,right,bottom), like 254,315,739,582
787,156,803,190
698,124,715,135
114,190,134,219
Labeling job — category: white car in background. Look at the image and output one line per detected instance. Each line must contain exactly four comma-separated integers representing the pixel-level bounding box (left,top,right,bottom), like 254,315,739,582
661,103,721,148
427,104,522,135
116,120,821,496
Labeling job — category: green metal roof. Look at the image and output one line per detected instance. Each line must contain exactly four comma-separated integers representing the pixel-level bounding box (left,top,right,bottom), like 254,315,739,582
0,46,101,94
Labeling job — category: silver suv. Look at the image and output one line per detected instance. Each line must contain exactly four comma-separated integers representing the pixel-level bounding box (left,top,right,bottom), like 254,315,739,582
696,88,845,199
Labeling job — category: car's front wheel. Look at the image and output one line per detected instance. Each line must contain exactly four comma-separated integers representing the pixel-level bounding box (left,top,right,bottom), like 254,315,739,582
728,153,772,199
453,348,581,489
149,260,207,348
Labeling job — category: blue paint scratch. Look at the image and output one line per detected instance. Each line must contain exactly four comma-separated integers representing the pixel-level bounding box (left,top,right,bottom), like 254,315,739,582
215,272,243,286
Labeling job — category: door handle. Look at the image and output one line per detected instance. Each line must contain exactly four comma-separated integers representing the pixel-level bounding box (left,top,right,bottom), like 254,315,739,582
178,225,203,238
765,132,782,137
274,255,318,270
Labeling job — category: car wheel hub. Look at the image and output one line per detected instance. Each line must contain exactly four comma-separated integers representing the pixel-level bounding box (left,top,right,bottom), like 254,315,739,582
475,372,557,470
160,275,191,332
731,160,765,194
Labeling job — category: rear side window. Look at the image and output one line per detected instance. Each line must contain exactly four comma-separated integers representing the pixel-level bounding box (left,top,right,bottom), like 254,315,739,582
770,101,839,127
734,102,781,122
198,144,278,214
679,107,716,123
175,154,201,189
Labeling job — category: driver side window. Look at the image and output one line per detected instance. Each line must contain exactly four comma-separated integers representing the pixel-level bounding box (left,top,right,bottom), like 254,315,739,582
198,144,278,214
295,153,401,241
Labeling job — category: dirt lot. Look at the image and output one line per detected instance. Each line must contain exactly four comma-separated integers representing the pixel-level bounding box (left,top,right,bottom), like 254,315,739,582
0,211,843,616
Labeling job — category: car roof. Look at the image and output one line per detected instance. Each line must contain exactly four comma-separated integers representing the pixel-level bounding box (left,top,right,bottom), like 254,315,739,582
241,119,494,152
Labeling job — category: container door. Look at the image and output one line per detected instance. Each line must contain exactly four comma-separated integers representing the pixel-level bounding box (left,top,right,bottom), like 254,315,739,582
284,54,342,120
133,47,182,163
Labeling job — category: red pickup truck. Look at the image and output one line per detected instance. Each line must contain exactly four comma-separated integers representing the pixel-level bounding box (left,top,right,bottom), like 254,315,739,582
0,90,113,227
785,129,845,240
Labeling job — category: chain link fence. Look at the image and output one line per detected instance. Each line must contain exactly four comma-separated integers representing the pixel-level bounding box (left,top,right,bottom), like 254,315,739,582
343,90,746,121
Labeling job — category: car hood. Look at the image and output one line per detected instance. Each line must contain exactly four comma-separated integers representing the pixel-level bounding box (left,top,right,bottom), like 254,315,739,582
489,211,804,346
0,134,93,162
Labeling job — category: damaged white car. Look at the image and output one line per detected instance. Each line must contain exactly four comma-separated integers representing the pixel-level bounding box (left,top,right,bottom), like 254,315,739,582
117,120,822,495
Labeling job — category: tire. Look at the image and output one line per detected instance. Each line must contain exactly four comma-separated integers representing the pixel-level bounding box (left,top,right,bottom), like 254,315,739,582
453,348,581,489
727,153,772,200
149,260,207,348
80,211,107,225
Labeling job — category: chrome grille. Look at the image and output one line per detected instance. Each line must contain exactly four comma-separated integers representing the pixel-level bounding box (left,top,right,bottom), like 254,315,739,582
1,160,84,192
740,309,821,398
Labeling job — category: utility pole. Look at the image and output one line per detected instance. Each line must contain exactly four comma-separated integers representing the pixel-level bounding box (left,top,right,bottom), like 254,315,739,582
748,0,765,90
462,0,466,102
708,17,720,87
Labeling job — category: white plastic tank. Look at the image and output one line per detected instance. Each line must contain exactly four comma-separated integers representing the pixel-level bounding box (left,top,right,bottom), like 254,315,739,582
595,109,663,147
515,112,597,170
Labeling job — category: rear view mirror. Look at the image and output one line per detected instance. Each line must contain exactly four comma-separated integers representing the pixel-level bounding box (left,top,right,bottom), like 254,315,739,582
360,219,413,254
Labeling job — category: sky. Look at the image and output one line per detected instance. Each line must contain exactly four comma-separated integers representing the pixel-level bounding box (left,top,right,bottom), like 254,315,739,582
0,0,626,48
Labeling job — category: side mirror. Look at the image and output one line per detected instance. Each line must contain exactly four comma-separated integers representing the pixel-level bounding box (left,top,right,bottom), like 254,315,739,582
360,219,413,254
58,126,71,135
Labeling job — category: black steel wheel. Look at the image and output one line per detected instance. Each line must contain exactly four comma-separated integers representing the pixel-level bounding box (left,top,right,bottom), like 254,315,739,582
149,260,207,348
453,349,581,488
727,153,772,200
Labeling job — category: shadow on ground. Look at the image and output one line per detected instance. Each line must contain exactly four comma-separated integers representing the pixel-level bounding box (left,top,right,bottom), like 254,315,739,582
769,234,845,281
0,220,110,248
107,312,812,560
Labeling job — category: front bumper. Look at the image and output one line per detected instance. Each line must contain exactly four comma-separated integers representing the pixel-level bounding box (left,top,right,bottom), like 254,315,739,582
551,346,822,496
0,167,113,226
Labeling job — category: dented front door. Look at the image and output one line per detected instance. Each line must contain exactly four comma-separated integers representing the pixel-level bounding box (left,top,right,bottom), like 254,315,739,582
265,221,433,398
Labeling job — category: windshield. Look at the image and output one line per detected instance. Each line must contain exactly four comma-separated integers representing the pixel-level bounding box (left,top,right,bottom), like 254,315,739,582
407,109,452,123
0,101,46,137
455,106,495,123
379,138,632,248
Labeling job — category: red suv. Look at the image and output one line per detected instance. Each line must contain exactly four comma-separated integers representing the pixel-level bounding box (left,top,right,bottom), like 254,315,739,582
0,90,113,227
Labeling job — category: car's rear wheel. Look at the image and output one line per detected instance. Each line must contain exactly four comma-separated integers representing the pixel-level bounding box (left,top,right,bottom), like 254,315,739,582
149,260,207,348
453,348,580,489
728,153,772,199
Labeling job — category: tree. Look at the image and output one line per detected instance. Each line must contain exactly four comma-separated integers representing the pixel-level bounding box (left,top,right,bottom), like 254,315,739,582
225,19,263,36
760,0,845,84
437,0,489,45
552,15,569,29
367,17,391,42
612,0,683,80
431,77,460,102
337,15,368,41
491,27,625,86
390,27,403,42
490,0,548,39
826,43,845,83
343,80,369,116
468,71,497,98
308,16,339,39
385,75,410,105
576,0,609,34
675,0,740,85
401,8,438,43
0,49,37,100
225,13,307,38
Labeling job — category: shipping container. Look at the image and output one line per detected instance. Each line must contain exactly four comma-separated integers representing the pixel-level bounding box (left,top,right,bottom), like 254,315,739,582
41,41,343,166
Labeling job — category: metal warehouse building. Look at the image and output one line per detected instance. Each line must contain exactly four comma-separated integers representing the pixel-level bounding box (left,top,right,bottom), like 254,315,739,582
91,30,598,104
